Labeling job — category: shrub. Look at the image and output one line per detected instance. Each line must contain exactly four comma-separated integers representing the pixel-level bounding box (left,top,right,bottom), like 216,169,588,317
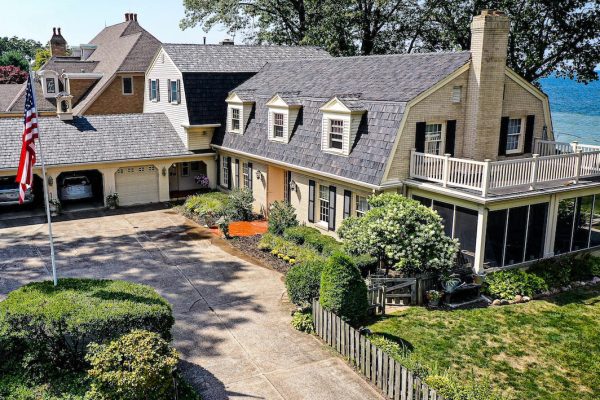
268,201,298,235
285,261,324,306
283,226,321,245
0,279,174,375
483,269,548,300
570,254,600,281
258,233,325,265
304,234,341,256
320,253,368,324
291,311,314,334
351,254,379,276
225,188,254,221
184,191,230,225
424,374,503,400
528,257,572,288
85,330,178,400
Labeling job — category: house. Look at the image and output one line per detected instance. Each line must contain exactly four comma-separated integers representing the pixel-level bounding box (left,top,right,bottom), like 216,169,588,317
214,10,600,273
143,42,329,197
1,13,160,117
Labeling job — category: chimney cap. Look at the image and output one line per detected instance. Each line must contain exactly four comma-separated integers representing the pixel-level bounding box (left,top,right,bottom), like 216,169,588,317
133,13,137,22
125,13,129,21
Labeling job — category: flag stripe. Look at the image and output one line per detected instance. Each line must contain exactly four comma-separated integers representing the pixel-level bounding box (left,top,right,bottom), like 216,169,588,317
16,75,38,204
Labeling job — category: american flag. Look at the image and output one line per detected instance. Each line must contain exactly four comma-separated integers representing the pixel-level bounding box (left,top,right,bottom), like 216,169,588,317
15,75,39,204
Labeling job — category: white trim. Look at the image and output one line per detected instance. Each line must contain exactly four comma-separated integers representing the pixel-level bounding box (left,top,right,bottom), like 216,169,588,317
61,73,104,79
121,76,134,95
182,123,221,129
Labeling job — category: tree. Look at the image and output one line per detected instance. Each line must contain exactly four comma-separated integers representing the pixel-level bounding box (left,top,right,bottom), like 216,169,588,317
419,0,600,83
338,193,458,274
0,65,28,84
33,47,51,71
0,36,43,60
0,50,29,71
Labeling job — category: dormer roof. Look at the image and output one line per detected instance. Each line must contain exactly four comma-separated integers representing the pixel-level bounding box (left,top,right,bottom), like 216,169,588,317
320,96,366,113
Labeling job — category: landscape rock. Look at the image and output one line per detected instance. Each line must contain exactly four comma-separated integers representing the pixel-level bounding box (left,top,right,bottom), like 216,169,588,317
514,295,523,303
522,296,531,302
500,299,510,305
592,276,600,284
492,299,501,306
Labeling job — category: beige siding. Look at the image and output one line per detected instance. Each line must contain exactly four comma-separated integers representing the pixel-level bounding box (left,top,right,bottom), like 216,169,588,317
187,128,214,151
144,49,189,146
387,70,469,182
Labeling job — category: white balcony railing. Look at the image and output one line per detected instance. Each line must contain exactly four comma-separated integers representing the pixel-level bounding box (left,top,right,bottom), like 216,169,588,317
409,140,600,197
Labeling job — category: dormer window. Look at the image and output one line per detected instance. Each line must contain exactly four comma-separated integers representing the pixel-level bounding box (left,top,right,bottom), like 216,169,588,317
46,78,56,94
320,96,366,156
231,108,241,132
226,92,255,135
266,94,301,143
273,113,284,138
329,120,344,149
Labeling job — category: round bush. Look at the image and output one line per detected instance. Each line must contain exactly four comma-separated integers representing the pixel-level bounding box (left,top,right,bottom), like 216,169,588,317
85,329,178,400
0,278,174,372
285,261,324,306
283,226,321,245
319,253,368,324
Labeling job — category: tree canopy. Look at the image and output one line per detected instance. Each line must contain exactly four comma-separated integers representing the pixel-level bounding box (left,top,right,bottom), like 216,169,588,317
0,65,28,84
181,0,600,83
0,36,43,72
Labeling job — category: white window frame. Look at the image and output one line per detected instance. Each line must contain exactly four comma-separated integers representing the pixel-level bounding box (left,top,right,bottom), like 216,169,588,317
318,184,330,225
169,80,179,104
242,162,251,189
424,122,445,155
230,107,241,133
122,76,134,95
181,162,190,177
273,112,285,138
150,79,158,102
46,78,56,94
355,195,369,217
222,158,229,187
451,86,462,103
506,117,523,155
328,119,344,151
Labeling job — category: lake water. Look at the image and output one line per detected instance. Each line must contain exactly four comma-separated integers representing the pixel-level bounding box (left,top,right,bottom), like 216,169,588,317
539,74,600,144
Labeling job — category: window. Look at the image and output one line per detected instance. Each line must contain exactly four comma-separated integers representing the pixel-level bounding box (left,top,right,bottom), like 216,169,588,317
222,158,229,186
506,118,522,153
170,80,178,103
150,79,158,101
46,78,56,94
273,113,284,138
231,108,241,132
181,162,190,177
356,195,368,217
329,120,344,150
122,77,133,95
452,86,462,103
319,185,329,223
242,162,251,189
425,123,443,155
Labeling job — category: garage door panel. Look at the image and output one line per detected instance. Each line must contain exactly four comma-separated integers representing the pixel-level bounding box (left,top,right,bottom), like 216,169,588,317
115,165,159,206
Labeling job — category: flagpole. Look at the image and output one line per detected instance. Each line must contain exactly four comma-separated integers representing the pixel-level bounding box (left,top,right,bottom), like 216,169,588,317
29,69,58,286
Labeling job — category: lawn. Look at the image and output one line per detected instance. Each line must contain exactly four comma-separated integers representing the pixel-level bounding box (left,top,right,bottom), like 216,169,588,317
368,284,600,400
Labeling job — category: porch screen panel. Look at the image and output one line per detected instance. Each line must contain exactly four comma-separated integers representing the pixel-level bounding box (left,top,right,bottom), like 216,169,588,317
454,206,477,254
504,206,528,265
590,195,600,247
525,203,548,261
554,198,576,255
433,200,454,237
572,195,593,251
484,209,507,267
412,195,432,207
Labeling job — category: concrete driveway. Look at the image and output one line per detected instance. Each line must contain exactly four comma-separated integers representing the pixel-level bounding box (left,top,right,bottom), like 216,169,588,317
0,208,382,400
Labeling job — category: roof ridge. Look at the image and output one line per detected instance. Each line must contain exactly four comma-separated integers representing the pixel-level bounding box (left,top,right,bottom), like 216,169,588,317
163,42,324,49
263,50,471,65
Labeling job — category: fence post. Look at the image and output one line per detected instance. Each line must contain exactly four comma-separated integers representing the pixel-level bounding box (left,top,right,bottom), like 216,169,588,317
530,153,539,190
382,286,386,315
575,148,583,184
481,159,491,197
442,153,451,187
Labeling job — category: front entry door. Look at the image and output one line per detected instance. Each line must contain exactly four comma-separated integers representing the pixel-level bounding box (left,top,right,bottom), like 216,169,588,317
266,165,286,216
169,165,178,192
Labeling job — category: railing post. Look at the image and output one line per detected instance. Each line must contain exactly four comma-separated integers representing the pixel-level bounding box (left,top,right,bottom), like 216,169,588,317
481,159,491,197
571,141,579,153
530,154,539,190
442,153,451,187
410,148,416,177
575,148,583,183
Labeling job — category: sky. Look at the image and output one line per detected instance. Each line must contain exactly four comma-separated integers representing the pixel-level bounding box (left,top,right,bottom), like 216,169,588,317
0,0,238,46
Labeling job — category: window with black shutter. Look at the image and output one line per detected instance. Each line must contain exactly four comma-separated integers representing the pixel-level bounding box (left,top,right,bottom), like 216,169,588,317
343,190,352,219
248,162,253,190
308,180,315,223
328,186,336,231
415,122,426,152
227,157,232,190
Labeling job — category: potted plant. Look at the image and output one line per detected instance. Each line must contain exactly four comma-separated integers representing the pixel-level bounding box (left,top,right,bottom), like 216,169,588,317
426,290,442,306
48,198,61,216
194,174,210,189
106,193,119,210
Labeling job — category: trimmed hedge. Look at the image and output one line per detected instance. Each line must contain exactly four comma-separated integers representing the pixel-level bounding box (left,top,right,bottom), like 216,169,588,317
320,253,368,324
285,261,324,306
283,226,321,245
0,279,174,373
283,225,342,255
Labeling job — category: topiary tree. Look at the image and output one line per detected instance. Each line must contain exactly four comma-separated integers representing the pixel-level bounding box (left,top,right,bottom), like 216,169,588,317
85,330,179,400
268,200,298,235
285,260,324,307
319,253,368,324
338,193,458,275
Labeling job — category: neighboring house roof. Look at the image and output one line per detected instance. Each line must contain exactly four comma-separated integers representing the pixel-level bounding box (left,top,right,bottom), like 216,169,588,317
0,113,192,170
213,51,471,186
2,81,56,113
42,57,99,73
0,84,26,112
162,43,330,73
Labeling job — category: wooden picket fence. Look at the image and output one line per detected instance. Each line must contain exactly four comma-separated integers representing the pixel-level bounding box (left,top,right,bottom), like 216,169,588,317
312,299,447,400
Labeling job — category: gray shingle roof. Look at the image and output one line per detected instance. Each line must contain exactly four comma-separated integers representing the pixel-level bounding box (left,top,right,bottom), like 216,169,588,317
0,84,25,112
0,113,192,170
162,44,331,73
4,80,56,113
42,57,99,74
214,51,471,186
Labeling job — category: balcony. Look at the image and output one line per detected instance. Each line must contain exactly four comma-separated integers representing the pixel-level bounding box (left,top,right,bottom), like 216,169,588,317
409,140,600,197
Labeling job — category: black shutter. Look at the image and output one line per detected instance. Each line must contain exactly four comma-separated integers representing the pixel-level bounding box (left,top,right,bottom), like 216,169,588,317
286,171,292,203
445,120,456,156
415,122,426,152
216,155,221,186
308,180,315,223
176,79,181,104
235,159,240,188
227,157,232,190
167,79,171,103
156,79,160,102
498,117,509,156
148,79,151,100
524,115,535,153
248,162,253,190
328,186,336,231
343,190,352,219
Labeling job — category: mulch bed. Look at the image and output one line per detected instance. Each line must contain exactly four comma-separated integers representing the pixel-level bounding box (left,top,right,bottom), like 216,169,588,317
228,235,292,274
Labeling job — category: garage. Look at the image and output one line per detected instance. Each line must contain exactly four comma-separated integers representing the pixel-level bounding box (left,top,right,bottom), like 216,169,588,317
115,165,159,206
57,170,104,210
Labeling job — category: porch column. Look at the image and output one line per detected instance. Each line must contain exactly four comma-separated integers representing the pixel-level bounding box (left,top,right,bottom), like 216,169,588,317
205,157,217,189
473,205,488,274
101,167,118,207
155,162,172,202
543,194,559,258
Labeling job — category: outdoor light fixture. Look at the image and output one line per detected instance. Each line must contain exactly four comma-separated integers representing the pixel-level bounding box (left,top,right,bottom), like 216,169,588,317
162,167,167,177
47,176,53,186
289,179,297,191
255,170,262,180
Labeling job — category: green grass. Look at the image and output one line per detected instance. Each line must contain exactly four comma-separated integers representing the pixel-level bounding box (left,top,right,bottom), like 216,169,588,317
368,285,600,400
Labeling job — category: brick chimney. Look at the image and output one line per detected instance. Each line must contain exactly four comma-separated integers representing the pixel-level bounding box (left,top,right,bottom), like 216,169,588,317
50,27,67,57
462,10,510,160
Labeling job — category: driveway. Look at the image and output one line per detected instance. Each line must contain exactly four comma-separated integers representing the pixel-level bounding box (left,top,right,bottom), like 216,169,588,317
0,208,382,400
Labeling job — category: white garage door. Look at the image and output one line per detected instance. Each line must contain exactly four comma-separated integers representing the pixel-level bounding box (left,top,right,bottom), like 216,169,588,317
115,165,159,206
